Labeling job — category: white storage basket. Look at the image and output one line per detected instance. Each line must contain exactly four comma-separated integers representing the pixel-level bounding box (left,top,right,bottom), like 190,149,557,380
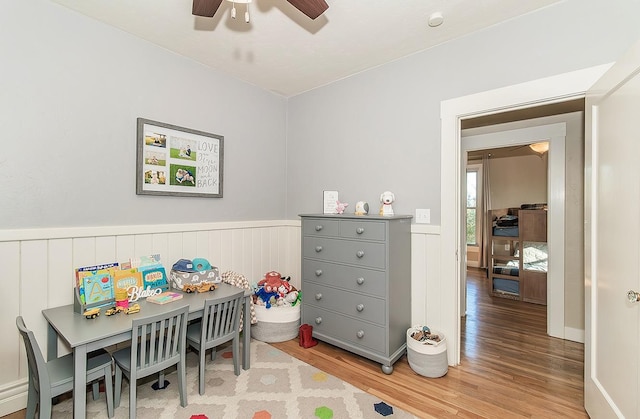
250,304,301,343
406,327,448,378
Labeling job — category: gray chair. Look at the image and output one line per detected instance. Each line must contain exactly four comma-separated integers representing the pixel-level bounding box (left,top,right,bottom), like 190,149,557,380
113,304,189,419
16,316,114,419
186,290,244,395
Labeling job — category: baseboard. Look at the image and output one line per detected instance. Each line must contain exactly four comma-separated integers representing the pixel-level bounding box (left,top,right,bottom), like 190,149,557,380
0,380,27,416
564,327,585,343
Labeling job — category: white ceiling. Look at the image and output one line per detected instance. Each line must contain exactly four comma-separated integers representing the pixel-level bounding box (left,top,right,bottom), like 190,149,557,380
50,0,561,97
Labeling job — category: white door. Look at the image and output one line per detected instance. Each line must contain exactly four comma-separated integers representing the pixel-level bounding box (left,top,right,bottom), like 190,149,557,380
585,40,640,417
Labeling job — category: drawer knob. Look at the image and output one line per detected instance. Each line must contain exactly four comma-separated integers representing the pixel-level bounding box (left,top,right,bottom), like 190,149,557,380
315,225,323,231
356,330,365,339
315,246,323,252
315,317,322,324
356,277,365,285
356,250,365,258
315,293,323,300
356,304,364,312
315,269,323,277
356,227,365,234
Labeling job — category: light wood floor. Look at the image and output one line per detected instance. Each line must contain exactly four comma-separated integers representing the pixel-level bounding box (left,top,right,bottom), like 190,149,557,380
3,268,586,418
272,268,588,419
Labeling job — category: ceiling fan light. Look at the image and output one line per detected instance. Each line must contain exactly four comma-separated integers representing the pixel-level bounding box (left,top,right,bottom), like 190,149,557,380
529,142,549,154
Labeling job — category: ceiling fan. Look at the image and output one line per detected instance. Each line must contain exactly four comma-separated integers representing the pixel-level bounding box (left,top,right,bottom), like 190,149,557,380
192,0,329,20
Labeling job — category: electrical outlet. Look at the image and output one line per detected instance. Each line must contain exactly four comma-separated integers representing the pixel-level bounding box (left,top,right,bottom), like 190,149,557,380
415,209,431,224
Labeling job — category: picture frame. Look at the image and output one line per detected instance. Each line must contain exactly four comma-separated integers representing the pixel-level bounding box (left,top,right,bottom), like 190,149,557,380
323,190,339,214
136,118,224,198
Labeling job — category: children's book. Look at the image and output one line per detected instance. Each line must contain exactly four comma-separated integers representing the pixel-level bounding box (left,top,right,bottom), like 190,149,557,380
83,272,115,306
146,291,184,305
75,262,119,305
125,254,162,270
141,265,169,291
113,268,143,296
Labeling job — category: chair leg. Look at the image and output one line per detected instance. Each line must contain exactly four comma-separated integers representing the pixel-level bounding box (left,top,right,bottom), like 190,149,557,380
25,379,37,419
104,366,114,418
129,371,137,419
114,364,122,408
92,381,100,401
198,349,206,395
232,337,240,376
178,358,187,407
210,348,216,361
38,394,51,419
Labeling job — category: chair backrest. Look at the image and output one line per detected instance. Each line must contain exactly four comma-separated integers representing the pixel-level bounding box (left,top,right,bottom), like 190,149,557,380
200,290,244,347
130,305,189,375
16,316,49,395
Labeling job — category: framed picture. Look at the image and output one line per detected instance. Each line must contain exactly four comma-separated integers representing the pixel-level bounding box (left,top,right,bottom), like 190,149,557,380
323,190,339,214
136,118,223,198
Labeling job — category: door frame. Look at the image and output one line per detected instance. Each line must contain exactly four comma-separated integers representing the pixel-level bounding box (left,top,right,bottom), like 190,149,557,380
440,64,611,365
461,123,566,328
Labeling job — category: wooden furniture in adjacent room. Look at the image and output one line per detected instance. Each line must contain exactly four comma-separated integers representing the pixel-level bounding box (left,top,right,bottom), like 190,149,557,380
487,208,548,304
300,214,412,374
519,209,548,304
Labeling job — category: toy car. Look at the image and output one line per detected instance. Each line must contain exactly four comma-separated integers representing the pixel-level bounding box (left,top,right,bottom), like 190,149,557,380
83,307,100,319
125,303,140,315
183,284,198,293
105,306,125,316
197,282,217,293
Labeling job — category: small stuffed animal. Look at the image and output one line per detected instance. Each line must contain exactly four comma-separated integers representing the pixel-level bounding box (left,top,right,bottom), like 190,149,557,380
257,271,285,293
379,191,395,216
335,200,349,214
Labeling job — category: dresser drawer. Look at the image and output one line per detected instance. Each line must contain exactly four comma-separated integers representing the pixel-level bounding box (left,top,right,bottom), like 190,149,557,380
303,282,385,325
302,218,339,237
302,237,386,269
303,305,386,354
302,260,386,298
340,220,386,241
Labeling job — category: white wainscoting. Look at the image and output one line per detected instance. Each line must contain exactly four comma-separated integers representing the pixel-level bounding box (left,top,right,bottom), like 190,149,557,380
0,220,441,416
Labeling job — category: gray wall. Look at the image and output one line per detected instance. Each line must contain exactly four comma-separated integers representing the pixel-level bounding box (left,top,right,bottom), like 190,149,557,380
1,0,287,229
285,0,640,223
3,0,640,232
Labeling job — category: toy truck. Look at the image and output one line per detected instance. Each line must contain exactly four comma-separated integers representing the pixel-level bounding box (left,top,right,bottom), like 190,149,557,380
105,306,125,316
125,303,140,314
197,282,217,292
83,307,100,319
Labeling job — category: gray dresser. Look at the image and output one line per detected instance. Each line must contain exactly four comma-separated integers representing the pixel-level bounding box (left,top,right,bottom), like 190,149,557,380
300,214,412,374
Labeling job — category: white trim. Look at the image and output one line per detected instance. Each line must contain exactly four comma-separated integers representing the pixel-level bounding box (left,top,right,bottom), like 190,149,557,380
0,220,301,242
411,224,441,235
564,327,585,344
0,380,27,417
462,123,566,338
441,64,611,365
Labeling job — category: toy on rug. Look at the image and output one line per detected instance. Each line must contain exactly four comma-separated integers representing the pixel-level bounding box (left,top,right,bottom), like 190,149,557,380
379,190,395,216
334,200,349,214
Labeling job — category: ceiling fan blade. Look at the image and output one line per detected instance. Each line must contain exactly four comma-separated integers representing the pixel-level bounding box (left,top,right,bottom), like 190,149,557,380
287,0,329,20
192,0,223,17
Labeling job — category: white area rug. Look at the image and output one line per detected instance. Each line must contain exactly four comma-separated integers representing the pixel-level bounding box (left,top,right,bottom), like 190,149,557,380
52,339,417,418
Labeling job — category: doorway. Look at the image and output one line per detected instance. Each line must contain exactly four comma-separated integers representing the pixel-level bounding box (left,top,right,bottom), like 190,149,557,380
460,121,568,331
440,64,610,364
